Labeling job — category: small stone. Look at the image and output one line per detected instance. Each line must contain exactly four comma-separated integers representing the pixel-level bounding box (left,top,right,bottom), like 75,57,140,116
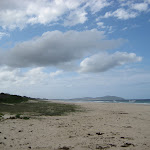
96,145,110,149
59,146,70,150
109,144,116,147
96,132,104,135
121,143,134,147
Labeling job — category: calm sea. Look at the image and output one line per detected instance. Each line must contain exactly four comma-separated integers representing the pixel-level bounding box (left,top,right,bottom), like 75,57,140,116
53,99,150,105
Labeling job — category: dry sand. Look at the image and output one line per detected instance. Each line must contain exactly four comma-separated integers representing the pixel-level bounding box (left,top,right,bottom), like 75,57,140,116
0,102,150,150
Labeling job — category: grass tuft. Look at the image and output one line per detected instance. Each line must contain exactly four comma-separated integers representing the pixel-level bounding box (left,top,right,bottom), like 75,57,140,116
0,101,81,117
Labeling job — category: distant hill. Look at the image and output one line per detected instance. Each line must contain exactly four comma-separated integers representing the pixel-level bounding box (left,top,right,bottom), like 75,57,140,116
94,96,125,100
0,93,29,103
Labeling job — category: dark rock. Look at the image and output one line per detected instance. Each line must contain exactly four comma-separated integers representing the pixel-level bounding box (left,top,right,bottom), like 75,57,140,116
59,146,70,150
121,143,135,147
10,117,16,119
109,144,116,147
96,132,104,135
96,145,110,149
0,142,5,145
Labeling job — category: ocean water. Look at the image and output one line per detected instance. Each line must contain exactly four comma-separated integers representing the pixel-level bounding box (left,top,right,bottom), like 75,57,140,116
90,99,150,105
54,99,150,105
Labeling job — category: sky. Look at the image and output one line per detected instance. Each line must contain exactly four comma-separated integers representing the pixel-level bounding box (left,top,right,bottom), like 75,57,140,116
0,0,150,99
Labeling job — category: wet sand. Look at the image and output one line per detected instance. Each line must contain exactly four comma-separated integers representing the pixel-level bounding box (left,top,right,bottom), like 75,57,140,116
0,102,150,150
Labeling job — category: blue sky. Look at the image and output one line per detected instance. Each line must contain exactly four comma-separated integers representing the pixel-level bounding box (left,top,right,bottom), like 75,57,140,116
0,0,150,99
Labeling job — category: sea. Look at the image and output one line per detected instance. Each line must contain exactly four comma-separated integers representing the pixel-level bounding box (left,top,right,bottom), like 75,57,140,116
52,99,150,105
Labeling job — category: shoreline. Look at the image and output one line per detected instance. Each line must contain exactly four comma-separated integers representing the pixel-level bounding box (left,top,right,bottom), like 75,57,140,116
47,99,150,106
0,102,150,150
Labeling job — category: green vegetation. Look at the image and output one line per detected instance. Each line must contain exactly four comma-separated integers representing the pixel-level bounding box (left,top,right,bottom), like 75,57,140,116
0,93,29,103
22,116,30,120
0,101,80,116
15,114,21,118
0,93,81,118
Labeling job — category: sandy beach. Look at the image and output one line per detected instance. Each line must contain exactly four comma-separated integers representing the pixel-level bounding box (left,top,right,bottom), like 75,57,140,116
0,102,150,150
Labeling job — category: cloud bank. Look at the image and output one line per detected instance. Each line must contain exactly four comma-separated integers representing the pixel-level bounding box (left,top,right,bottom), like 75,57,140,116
0,0,111,29
0,29,142,73
1,30,124,69
0,0,149,29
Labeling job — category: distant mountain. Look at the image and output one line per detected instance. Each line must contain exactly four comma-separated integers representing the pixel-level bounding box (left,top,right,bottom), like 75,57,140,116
70,96,125,101
94,96,125,100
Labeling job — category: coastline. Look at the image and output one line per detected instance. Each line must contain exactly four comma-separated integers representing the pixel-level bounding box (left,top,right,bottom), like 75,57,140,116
0,102,150,150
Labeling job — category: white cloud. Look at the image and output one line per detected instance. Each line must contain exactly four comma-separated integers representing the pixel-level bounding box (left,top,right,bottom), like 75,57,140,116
0,0,111,30
0,66,19,83
97,22,113,33
0,66,49,86
50,70,63,77
0,32,10,39
0,0,149,29
24,67,48,85
131,3,148,12
97,22,105,28
86,0,111,14
64,8,87,26
79,52,142,73
0,0,113,30
0,66,149,99
0,30,124,68
122,27,128,31
0,0,85,29
104,8,138,20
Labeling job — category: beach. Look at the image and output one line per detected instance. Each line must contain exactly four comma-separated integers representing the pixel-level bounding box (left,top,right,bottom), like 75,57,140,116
0,102,150,150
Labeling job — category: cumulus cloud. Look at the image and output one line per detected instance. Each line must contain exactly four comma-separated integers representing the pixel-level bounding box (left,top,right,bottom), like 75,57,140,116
86,0,111,14
64,8,87,26
103,0,150,20
131,3,148,12
0,66,20,83
97,22,113,33
0,30,124,68
79,52,142,73
97,22,105,29
0,0,84,29
0,0,111,30
0,0,149,29
50,70,63,77
0,32,10,39
104,8,138,20
0,66,50,86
